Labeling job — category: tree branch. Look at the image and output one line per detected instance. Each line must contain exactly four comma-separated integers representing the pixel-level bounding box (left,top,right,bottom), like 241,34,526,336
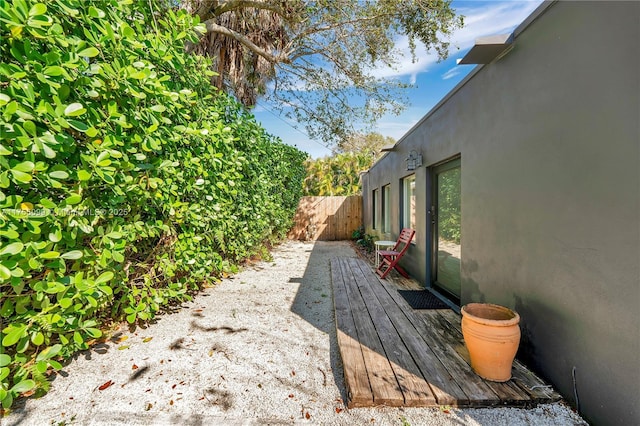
202,19,289,64
295,13,393,39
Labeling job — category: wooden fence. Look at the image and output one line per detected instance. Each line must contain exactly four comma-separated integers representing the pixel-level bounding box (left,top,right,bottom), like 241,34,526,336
288,196,363,241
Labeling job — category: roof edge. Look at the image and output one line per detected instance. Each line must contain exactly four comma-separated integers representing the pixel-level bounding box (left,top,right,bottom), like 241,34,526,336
365,1,557,173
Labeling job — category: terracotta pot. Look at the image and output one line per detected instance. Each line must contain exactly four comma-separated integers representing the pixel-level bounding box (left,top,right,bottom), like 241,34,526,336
461,303,521,382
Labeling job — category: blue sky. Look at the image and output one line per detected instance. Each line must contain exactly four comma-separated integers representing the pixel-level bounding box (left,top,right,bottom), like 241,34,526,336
253,0,544,158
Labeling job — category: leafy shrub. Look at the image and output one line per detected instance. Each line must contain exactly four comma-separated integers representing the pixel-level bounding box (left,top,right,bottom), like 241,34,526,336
352,226,375,253
0,0,306,409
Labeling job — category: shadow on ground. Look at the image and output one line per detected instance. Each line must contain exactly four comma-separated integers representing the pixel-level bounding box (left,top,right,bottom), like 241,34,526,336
289,240,358,405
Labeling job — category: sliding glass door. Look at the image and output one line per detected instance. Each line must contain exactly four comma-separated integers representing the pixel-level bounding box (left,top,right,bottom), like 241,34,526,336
431,158,461,301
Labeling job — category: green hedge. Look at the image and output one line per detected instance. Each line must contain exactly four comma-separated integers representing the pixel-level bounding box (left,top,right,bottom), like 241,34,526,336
0,0,306,409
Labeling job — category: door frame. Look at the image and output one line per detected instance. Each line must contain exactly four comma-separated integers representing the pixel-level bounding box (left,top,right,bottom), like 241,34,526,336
427,155,461,305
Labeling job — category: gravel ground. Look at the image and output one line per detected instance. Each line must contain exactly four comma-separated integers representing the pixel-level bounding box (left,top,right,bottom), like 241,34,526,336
5,241,586,426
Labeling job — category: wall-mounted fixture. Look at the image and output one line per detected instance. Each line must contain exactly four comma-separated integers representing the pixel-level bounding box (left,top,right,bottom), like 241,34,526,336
406,150,422,171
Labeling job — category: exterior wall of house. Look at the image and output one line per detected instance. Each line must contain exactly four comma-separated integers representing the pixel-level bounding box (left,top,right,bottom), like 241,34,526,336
362,2,639,425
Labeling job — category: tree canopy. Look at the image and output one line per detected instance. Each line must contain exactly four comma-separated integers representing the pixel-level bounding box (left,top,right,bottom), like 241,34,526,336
303,151,373,196
303,132,395,196
182,0,463,144
337,131,396,156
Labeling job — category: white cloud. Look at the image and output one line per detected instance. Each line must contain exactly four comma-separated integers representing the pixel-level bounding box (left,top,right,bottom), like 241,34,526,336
451,1,542,49
441,66,463,80
368,0,543,82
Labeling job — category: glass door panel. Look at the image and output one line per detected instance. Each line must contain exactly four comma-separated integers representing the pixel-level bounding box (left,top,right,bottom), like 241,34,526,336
433,160,461,299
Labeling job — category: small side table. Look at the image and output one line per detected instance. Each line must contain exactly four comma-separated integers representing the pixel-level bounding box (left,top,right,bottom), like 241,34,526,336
374,240,396,267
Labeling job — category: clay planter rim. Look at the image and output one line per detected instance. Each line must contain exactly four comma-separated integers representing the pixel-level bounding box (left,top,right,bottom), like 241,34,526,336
461,303,520,327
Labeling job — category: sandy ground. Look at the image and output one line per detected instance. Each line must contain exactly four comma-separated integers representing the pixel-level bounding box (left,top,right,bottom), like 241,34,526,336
5,241,586,426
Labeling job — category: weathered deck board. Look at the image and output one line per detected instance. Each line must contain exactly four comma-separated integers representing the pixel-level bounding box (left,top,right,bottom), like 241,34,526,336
346,258,436,406
437,309,562,403
331,256,563,408
372,276,500,406
337,259,405,406
348,258,467,406
424,309,530,405
331,259,372,407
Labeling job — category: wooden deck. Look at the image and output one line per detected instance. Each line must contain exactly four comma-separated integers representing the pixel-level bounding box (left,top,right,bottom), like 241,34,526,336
331,257,562,408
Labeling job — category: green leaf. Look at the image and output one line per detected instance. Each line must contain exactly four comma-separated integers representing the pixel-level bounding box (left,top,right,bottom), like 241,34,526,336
49,170,69,179
0,367,9,381
28,3,47,16
61,250,83,260
45,281,65,293
99,171,115,184
31,331,44,346
48,229,62,242
40,251,60,259
11,380,35,394
0,299,13,316
95,271,114,285
41,143,56,158
0,242,24,256
2,324,28,346
77,169,92,181
59,298,72,309
98,285,113,295
2,392,13,409
48,360,62,370
36,361,48,373
40,198,56,208
86,328,102,338
65,193,82,205
96,151,111,166
43,66,64,76
88,6,106,18
23,121,36,136
0,264,11,280
73,331,83,345
111,250,124,262
64,103,86,117
36,344,62,361
68,119,89,132
0,354,10,367
0,144,12,155
10,170,32,183
78,47,100,58
13,161,35,172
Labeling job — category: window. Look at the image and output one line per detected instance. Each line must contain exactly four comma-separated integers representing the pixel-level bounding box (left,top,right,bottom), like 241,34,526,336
403,175,416,231
372,189,378,229
382,184,391,233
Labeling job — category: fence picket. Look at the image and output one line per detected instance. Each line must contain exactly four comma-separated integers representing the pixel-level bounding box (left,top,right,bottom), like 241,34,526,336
288,196,363,241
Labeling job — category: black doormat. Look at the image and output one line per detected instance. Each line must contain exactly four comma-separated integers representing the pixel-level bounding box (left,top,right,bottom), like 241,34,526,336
398,290,450,310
